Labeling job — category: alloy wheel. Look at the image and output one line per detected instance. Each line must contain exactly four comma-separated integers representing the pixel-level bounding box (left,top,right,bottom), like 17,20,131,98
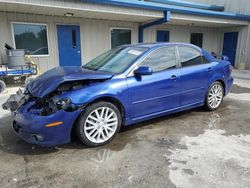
208,83,223,109
84,107,118,144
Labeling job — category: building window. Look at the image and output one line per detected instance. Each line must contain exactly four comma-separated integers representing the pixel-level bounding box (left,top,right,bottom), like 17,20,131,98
111,28,131,49
156,30,169,42
190,33,203,48
178,46,203,67
12,23,49,55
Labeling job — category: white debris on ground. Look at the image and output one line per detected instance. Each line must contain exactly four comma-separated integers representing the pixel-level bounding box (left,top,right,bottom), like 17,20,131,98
229,78,250,101
166,129,250,188
228,93,250,101
233,78,250,88
166,77,250,188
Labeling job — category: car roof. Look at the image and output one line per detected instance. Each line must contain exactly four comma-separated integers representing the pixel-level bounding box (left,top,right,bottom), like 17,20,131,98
122,42,202,51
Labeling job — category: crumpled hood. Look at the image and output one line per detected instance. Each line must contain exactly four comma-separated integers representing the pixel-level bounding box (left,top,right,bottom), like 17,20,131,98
27,66,113,97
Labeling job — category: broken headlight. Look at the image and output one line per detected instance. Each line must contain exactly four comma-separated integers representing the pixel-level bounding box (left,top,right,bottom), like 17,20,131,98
56,98,72,110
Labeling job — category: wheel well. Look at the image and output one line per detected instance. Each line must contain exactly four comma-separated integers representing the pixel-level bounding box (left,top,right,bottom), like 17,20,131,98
215,80,226,95
87,97,125,118
70,97,126,140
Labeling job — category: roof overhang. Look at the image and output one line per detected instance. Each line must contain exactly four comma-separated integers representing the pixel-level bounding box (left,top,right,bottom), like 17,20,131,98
170,13,249,27
0,0,249,28
82,0,250,21
0,0,163,22
149,0,225,11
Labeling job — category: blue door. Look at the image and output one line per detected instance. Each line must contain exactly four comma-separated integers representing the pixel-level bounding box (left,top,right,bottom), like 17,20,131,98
57,25,81,66
222,32,238,67
127,69,180,120
178,45,210,107
157,30,169,42
127,46,180,120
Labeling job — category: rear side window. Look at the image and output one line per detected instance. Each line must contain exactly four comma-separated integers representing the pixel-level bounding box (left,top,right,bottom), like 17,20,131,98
178,46,203,67
139,46,177,72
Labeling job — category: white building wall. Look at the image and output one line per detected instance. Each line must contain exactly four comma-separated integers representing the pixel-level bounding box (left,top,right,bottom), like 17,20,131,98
182,0,250,69
0,12,139,73
144,24,223,55
1,1,249,71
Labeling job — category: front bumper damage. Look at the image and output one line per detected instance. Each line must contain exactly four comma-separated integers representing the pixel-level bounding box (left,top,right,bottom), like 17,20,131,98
2,89,82,147
2,89,29,112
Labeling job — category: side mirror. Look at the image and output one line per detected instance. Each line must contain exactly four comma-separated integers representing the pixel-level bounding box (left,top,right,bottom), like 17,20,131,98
222,55,229,61
134,66,153,76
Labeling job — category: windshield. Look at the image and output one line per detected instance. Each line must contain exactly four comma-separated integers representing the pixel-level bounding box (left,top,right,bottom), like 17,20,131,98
83,47,148,74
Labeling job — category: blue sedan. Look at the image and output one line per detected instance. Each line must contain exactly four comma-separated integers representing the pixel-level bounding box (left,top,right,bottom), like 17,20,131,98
3,43,234,147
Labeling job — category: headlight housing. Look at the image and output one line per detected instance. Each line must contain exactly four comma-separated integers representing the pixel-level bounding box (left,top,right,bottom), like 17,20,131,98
56,98,71,110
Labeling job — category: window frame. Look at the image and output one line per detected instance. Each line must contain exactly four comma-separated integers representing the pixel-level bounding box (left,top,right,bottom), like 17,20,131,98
176,45,205,68
110,27,132,49
127,45,179,77
11,21,50,57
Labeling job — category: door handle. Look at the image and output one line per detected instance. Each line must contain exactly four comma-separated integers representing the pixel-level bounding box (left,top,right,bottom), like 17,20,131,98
170,75,178,80
207,67,213,73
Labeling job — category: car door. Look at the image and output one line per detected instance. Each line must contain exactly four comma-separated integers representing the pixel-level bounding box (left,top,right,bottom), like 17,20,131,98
126,46,181,120
177,45,212,107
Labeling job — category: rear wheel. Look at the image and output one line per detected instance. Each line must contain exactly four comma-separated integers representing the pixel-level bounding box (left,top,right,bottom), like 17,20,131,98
205,81,224,111
77,101,121,147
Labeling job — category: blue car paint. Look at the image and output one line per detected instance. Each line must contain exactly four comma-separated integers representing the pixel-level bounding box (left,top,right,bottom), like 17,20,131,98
27,66,113,98
14,101,82,146
127,67,181,119
13,43,234,146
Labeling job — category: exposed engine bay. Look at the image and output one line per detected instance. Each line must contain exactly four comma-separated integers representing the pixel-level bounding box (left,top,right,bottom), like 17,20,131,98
2,79,107,116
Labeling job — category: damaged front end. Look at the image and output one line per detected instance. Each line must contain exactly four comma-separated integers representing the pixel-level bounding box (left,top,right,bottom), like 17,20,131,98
1,66,114,146
2,79,105,116
2,88,30,112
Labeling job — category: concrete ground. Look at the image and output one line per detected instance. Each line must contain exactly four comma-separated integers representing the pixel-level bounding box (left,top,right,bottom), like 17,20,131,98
0,74,250,188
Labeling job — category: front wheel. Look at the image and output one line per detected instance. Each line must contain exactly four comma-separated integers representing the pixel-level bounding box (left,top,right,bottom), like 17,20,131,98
205,81,224,111
77,101,121,147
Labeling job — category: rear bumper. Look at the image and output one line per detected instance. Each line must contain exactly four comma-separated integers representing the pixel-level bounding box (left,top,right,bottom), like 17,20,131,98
13,101,82,147
225,76,234,96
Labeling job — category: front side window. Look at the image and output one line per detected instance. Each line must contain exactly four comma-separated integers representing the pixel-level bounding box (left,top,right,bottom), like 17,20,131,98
83,47,148,74
13,23,48,55
178,46,203,67
111,28,131,49
139,46,177,72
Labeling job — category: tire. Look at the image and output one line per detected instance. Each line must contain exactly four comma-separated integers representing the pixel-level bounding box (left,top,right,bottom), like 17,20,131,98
204,81,224,111
77,101,121,147
0,80,6,94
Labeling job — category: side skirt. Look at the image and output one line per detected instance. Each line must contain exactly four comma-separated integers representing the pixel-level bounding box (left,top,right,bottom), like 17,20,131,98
124,101,204,126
